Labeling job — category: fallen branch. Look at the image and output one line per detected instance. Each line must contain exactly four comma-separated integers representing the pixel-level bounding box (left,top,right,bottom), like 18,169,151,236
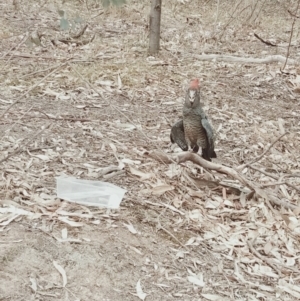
147,150,298,210
191,54,297,65
178,153,254,188
177,152,298,210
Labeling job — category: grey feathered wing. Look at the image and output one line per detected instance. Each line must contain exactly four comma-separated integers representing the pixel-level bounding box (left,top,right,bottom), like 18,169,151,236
170,120,188,151
201,117,217,161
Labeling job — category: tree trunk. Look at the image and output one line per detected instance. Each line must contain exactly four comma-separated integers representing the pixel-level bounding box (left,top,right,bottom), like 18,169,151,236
148,0,162,55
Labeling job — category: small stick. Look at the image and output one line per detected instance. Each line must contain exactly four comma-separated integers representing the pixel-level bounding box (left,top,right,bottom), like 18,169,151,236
283,0,300,70
33,109,91,122
288,9,300,18
237,132,288,171
249,165,300,193
0,123,53,164
158,225,189,251
261,181,287,187
247,240,282,276
254,33,277,47
0,62,68,118
71,24,88,39
103,170,125,180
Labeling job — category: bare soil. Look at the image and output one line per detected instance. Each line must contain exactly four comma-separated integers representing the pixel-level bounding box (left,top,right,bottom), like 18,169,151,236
0,0,300,300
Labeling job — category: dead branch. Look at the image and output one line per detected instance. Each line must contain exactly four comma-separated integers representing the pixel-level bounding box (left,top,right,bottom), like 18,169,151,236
178,153,256,189
254,33,277,47
191,54,297,65
147,150,298,210
237,132,288,171
177,152,298,210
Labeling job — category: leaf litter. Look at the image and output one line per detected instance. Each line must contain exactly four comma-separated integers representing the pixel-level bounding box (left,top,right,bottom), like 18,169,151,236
0,0,300,300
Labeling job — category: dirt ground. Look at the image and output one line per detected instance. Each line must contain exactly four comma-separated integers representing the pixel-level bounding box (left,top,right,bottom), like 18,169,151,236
1,0,300,300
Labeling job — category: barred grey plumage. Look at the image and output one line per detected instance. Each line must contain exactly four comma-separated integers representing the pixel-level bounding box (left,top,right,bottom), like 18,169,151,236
182,79,216,161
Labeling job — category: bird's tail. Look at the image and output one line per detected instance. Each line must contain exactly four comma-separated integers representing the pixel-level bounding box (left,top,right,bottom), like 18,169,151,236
202,148,217,162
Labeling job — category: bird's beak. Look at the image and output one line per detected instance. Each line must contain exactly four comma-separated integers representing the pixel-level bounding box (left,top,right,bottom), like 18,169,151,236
188,90,196,104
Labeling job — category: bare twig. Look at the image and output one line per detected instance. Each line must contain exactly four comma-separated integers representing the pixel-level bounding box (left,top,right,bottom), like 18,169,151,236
283,0,300,70
247,240,282,276
103,170,126,180
254,33,277,47
71,24,88,39
0,123,53,164
237,132,288,171
215,0,243,40
248,239,300,275
32,109,92,122
214,0,220,33
252,0,267,23
1,30,30,66
246,0,260,23
0,53,67,60
158,225,189,250
0,62,68,118
0,106,33,143
69,63,151,139
288,9,300,18
249,165,300,193
261,181,287,187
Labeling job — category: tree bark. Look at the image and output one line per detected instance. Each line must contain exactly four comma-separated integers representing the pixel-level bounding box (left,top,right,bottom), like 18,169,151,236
148,0,162,55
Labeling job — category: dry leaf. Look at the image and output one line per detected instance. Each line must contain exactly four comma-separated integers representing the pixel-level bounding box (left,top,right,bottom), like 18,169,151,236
61,228,68,240
123,223,138,234
29,277,37,292
201,294,225,301
58,217,84,227
117,73,122,89
187,274,205,287
136,279,147,300
53,261,67,287
129,166,153,180
151,184,174,196
130,246,143,255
